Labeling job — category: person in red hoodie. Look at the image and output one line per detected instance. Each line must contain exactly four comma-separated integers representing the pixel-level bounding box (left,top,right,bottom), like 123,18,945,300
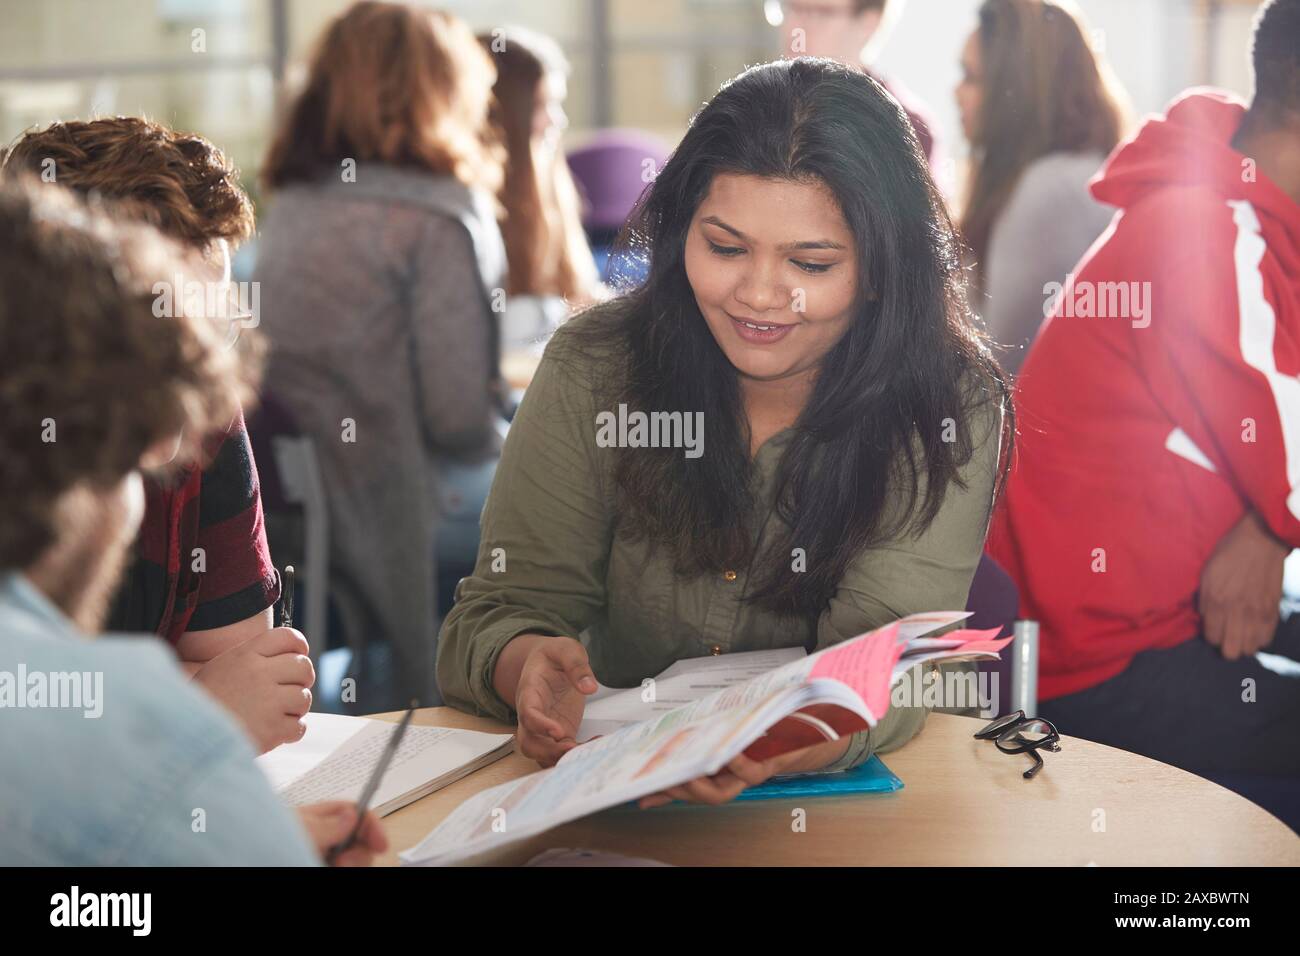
987,0,1300,782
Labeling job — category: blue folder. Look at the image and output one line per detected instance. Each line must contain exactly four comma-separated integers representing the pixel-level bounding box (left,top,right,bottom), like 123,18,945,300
615,754,902,810
734,754,903,801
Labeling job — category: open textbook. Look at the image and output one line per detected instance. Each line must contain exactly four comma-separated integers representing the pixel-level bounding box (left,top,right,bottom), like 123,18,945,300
578,646,807,742
401,611,1010,865
256,713,514,817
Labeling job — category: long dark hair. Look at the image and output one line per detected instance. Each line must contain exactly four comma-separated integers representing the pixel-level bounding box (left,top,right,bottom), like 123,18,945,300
961,0,1128,273
560,57,1011,620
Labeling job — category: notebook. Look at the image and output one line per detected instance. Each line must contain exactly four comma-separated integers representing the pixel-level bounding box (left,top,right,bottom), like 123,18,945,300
256,712,514,817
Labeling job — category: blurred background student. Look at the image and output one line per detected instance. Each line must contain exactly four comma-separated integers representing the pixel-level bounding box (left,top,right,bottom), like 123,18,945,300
454,26,607,618
955,0,1129,374
480,25,603,354
766,0,944,175
255,1,506,709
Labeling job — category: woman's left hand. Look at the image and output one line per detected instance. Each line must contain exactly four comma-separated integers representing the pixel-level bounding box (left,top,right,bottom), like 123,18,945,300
636,736,852,809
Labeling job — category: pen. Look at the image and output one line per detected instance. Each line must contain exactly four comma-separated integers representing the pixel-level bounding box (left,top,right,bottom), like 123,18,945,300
281,565,295,629
325,702,418,864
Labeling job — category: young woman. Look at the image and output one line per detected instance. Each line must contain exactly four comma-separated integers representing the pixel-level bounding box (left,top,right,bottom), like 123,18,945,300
956,0,1129,374
437,58,1011,805
479,25,602,350
257,1,507,708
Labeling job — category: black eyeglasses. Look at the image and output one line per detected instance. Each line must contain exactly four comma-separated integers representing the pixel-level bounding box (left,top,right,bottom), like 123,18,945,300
974,710,1061,779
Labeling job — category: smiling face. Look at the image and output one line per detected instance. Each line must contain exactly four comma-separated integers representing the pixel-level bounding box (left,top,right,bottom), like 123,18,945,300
683,173,859,387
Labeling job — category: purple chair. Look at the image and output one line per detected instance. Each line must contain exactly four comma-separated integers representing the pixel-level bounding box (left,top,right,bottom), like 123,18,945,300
567,129,672,285
966,552,1019,637
566,128,672,235
967,553,1021,718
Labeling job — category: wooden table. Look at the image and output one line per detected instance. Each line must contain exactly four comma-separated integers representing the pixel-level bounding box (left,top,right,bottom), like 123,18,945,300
370,707,1300,866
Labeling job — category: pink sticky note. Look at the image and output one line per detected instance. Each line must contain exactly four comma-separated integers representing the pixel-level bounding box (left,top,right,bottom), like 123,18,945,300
950,638,1014,654
938,628,1013,654
809,622,905,721
809,625,1014,720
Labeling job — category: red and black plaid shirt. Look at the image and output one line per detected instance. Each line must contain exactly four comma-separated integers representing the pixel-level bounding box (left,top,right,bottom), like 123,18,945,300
108,410,280,642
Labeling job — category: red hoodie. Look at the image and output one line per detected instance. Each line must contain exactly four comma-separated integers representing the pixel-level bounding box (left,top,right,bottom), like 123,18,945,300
986,89,1300,700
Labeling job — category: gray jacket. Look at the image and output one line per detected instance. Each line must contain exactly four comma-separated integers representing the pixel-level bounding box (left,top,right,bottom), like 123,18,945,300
256,165,506,706
982,151,1116,375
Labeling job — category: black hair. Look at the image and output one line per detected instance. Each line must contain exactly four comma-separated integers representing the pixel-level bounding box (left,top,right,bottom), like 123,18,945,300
1249,0,1300,117
560,58,1011,620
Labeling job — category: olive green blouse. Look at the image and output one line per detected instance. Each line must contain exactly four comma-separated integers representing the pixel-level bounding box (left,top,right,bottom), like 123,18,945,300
436,305,1003,772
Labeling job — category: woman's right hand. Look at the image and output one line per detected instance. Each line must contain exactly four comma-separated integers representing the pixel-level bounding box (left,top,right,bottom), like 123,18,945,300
500,635,598,766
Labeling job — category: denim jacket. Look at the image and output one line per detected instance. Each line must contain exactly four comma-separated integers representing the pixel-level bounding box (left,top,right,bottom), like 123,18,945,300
0,573,317,865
